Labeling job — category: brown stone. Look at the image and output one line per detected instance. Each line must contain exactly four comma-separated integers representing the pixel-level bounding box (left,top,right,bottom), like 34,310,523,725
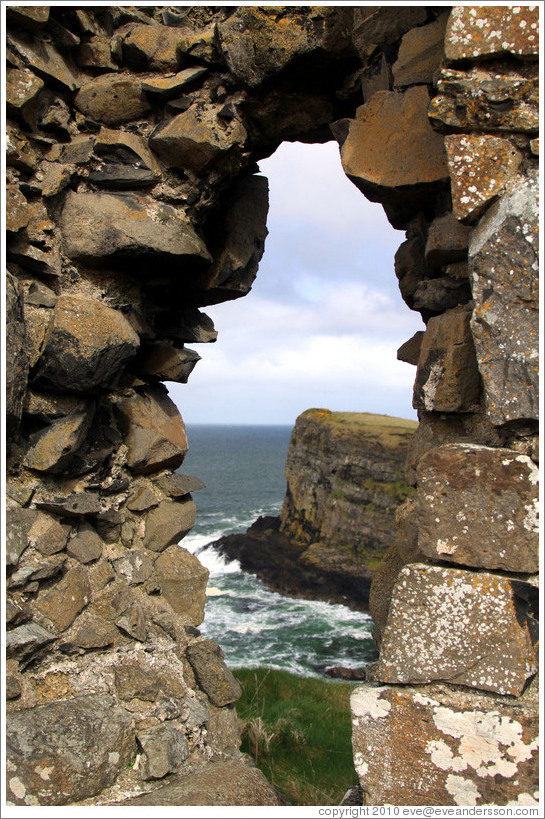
68,612,117,649
153,473,205,498
6,184,30,233
6,507,38,567
469,170,539,425
393,13,449,88
34,565,91,632
114,758,283,806
126,482,160,512
351,680,539,806
416,444,538,574
425,213,472,268
115,387,188,475
32,293,139,394
6,67,44,125
135,342,201,383
75,73,151,125
36,491,101,518
7,5,50,30
412,276,471,317
24,403,94,474
445,134,521,223
372,564,536,696
60,191,211,268
341,87,449,227
186,639,242,707
67,521,104,564
142,498,196,552
445,6,539,61
136,723,189,780
10,555,65,588
149,105,247,173
8,30,81,90
153,545,208,625
397,332,424,366
6,273,29,439
430,69,539,135
76,35,118,72
352,6,427,59
39,161,73,197
413,306,481,413
93,126,161,179
23,304,54,367
6,121,38,171
27,511,72,556
141,67,207,97
120,23,186,71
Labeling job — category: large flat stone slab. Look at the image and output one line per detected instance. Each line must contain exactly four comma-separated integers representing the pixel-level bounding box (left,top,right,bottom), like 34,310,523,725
416,444,538,573
469,170,539,425
372,564,536,696
351,680,539,806
6,694,134,805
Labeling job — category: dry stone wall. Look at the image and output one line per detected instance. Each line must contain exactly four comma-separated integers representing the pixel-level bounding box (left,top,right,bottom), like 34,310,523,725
4,4,539,808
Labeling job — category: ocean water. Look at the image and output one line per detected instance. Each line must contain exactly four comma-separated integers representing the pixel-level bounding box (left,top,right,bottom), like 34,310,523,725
180,425,378,678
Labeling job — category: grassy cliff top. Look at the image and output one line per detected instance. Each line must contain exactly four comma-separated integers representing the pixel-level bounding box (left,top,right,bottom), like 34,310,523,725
298,408,418,448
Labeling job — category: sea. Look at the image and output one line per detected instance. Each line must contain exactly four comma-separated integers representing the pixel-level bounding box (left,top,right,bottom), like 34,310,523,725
180,425,378,678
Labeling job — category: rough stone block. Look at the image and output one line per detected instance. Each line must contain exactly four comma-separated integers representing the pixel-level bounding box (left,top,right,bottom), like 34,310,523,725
24,403,94,474
60,191,211,269
393,13,448,88
185,639,242,707
341,87,449,227
113,550,154,585
469,170,539,425
351,681,539,806
425,212,472,268
445,6,539,61
115,387,188,475
372,564,537,696
113,758,283,805
75,73,150,124
149,104,247,173
153,545,208,625
5,273,29,439
352,6,427,59
135,342,201,383
445,134,521,223
67,521,104,564
34,565,91,632
413,306,481,412
32,293,139,394
137,723,189,780
417,444,538,573
195,175,269,305
8,30,81,90
6,694,135,805
6,183,30,232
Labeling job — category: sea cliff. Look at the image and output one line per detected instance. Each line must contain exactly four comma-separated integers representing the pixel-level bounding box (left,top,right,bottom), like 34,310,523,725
214,409,417,609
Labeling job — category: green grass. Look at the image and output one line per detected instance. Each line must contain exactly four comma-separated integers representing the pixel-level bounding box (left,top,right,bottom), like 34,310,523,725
233,667,358,806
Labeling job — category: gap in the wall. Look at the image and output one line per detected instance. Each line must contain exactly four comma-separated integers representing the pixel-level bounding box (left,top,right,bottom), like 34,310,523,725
168,141,424,426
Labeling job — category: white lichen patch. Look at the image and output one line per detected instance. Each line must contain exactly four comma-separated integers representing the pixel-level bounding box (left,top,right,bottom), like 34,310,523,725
431,707,538,781
351,686,391,721
9,777,26,801
354,752,369,778
446,774,481,806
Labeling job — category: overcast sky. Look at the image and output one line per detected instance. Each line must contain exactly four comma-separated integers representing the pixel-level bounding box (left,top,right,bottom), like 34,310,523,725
168,141,424,426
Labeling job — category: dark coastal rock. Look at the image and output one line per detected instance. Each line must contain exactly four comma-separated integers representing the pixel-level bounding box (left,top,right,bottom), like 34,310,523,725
392,13,448,88
27,511,72,556
6,507,37,568
6,183,30,232
6,694,134,805
67,521,104,564
8,30,81,90
36,492,102,518
153,472,205,498
134,342,201,383
6,622,56,662
352,6,427,59
185,640,242,707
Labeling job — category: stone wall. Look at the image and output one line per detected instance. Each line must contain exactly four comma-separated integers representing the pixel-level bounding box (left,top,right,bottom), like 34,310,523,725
5,4,539,807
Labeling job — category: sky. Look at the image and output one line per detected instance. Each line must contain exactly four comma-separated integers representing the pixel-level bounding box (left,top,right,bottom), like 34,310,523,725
168,141,424,426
